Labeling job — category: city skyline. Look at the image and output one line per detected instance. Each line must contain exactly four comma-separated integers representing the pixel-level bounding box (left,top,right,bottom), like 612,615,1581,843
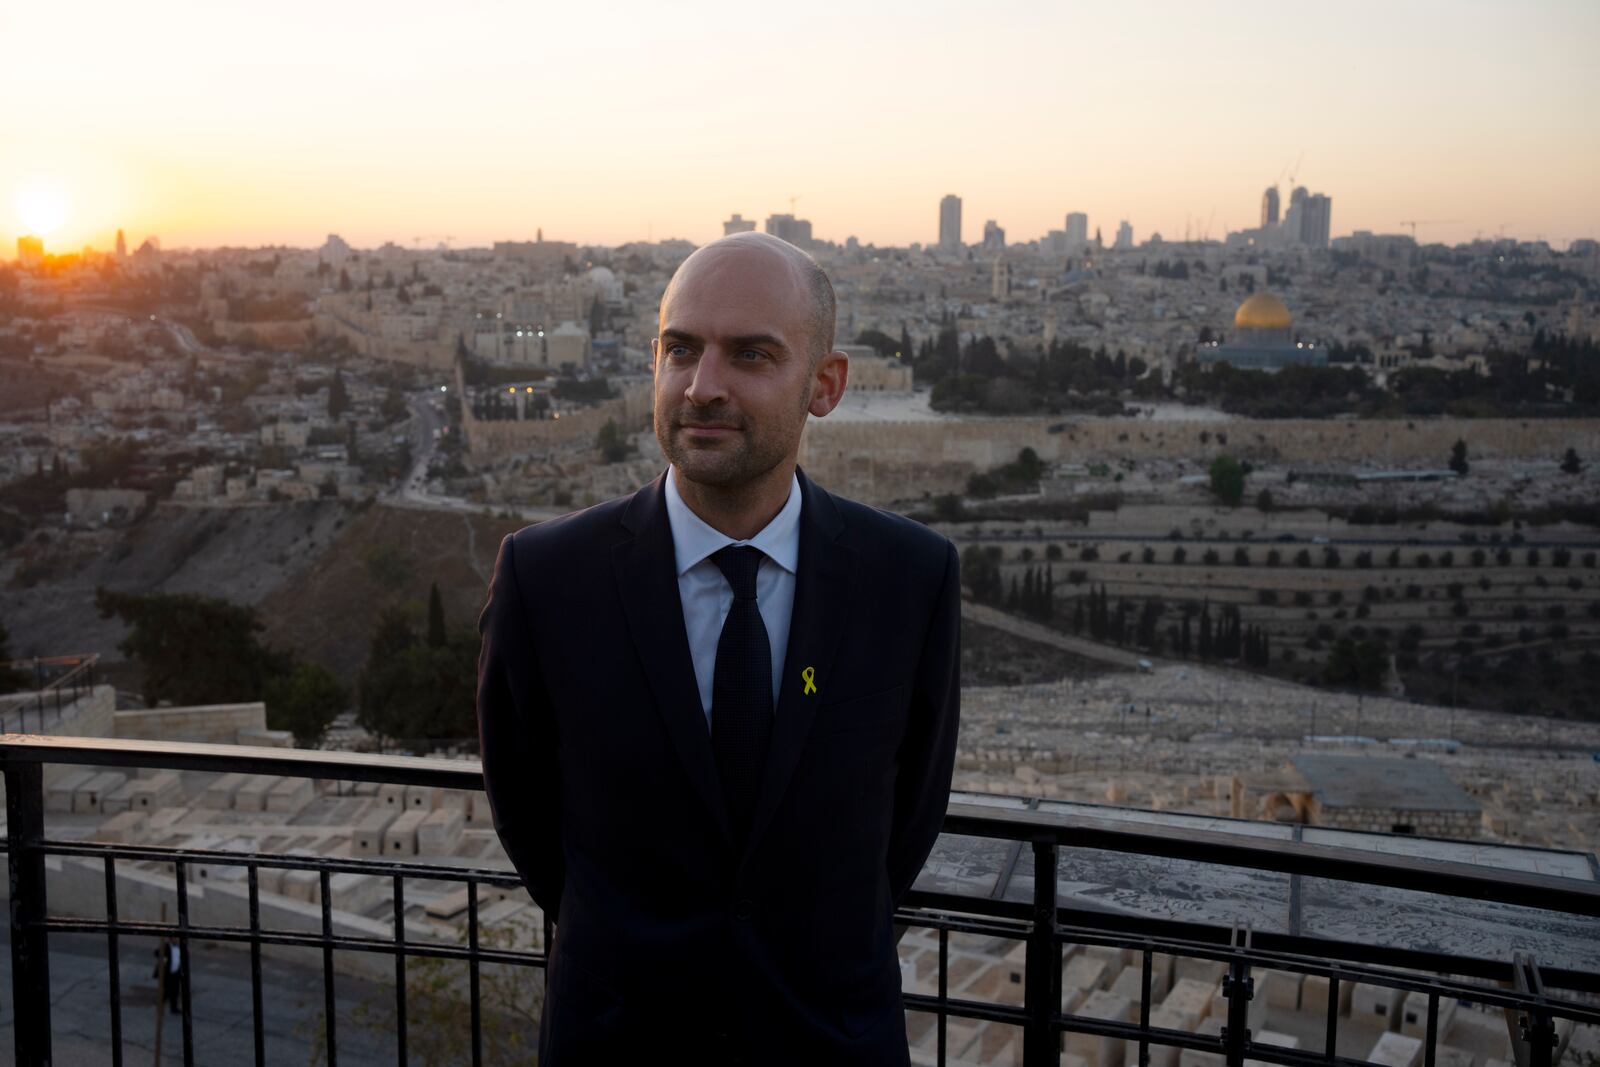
3,0,1598,253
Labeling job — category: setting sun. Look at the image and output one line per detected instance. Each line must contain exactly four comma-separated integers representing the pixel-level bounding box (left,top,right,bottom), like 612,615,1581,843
15,180,69,237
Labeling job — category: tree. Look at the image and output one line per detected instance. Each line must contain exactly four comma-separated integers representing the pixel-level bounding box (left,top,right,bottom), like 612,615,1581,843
1209,455,1246,507
1255,488,1274,513
381,384,408,423
357,607,479,751
95,588,290,707
0,618,29,694
1449,439,1469,476
263,663,346,746
1560,448,1582,475
597,418,631,463
426,582,448,648
328,370,350,419
1324,636,1389,692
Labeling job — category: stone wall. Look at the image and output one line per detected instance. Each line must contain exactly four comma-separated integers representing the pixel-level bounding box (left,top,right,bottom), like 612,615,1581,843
457,359,653,458
314,310,455,369
113,702,269,745
797,415,1600,504
1310,800,1480,840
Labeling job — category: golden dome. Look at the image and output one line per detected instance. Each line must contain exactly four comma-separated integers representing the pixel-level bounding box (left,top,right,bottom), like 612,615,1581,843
1234,292,1293,330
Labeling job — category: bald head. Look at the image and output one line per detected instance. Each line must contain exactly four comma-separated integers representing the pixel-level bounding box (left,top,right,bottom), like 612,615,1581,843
661,232,836,362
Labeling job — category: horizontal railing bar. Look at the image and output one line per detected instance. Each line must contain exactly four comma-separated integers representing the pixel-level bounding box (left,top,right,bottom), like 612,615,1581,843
36,839,526,885
29,840,1595,998
0,734,483,789
894,908,1033,941
44,918,548,968
941,803,1600,915
5,735,1594,917
905,892,1600,996
901,992,1029,1028
34,908,1600,1031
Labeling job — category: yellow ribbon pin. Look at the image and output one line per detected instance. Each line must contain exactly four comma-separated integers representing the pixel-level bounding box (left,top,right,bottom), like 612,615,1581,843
801,666,817,696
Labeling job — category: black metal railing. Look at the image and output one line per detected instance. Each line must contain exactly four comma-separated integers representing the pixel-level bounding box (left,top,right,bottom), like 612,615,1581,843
4,733,1599,1067
0,654,99,734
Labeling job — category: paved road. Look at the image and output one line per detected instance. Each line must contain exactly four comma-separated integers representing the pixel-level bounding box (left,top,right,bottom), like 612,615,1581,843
0,924,401,1065
962,600,1151,671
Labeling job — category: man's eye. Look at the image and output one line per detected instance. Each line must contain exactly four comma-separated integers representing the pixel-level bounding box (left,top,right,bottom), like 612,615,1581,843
738,349,768,361
666,344,693,358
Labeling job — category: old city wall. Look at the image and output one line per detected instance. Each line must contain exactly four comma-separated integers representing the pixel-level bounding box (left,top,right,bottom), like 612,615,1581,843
457,360,653,459
214,319,315,347
314,311,455,370
798,416,1600,504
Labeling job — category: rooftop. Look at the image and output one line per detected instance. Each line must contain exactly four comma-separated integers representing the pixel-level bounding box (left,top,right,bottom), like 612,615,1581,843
1291,754,1482,813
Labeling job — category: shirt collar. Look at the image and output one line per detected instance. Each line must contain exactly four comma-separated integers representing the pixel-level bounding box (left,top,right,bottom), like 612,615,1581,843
663,466,802,577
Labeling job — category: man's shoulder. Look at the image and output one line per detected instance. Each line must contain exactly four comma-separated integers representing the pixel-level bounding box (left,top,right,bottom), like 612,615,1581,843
504,487,639,556
823,484,954,569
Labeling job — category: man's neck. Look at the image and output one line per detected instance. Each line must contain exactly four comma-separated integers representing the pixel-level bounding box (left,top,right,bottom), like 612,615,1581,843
671,463,795,541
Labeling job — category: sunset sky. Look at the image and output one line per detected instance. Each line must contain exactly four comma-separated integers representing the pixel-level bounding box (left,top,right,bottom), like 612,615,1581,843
3,0,1597,254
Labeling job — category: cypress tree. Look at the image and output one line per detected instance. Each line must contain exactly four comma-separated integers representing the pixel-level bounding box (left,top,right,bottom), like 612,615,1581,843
426,582,447,648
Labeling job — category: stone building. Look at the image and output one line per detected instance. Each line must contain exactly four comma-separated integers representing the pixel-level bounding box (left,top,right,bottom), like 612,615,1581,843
1232,754,1481,839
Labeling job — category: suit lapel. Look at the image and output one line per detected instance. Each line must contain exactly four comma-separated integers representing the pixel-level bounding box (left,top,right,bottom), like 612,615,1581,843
742,469,856,862
613,473,732,847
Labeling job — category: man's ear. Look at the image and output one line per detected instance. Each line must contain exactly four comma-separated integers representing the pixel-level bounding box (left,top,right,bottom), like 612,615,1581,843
650,336,661,372
808,350,849,417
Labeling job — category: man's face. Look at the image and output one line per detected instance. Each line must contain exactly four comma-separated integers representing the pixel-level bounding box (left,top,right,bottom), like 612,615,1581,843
653,245,821,492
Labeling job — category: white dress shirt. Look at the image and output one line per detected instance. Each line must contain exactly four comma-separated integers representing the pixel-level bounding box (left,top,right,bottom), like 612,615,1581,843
663,466,801,730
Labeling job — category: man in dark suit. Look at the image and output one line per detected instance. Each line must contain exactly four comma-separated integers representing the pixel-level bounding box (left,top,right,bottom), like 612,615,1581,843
477,231,959,1064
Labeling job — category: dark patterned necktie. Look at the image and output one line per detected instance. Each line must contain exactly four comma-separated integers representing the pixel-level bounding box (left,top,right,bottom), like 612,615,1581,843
710,545,773,845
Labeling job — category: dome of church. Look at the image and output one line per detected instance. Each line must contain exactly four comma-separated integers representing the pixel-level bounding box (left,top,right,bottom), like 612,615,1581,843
1234,292,1293,330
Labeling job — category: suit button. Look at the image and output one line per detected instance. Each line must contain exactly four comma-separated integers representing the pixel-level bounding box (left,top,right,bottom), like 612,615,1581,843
733,899,754,920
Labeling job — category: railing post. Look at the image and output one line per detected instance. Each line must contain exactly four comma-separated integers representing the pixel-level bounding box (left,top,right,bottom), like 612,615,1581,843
1221,928,1254,1067
1512,954,1557,1067
1023,837,1060,1067
5,759,53,1066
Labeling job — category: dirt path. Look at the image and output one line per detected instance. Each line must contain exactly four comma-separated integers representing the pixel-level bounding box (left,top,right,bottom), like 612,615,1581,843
960,600,1150,671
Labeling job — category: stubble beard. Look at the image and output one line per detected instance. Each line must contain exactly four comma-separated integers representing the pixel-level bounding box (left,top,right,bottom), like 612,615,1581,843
657,402,805,492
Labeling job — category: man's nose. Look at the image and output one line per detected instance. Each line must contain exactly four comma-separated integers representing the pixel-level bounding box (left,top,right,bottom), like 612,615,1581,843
684,348,730,406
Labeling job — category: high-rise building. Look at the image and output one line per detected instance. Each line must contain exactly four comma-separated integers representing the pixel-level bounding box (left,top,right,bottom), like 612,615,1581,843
1114,221,1134,250
114,229,127,259
723,214,756,235
764,214,812,247
1260,187,1280,228
1300,194,1332,249
1065,212,1088,250
16,236,43,267
982,220,1005,252
938,195,962,251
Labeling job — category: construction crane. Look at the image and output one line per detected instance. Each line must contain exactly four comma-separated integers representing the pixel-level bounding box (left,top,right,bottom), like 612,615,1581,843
788,194,801,216
1398,220,1461,239
1283,150,1304,190
411,234,456,249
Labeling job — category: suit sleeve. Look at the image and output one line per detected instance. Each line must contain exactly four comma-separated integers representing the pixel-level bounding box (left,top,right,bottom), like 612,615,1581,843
477,533,565,919
886,540,961,908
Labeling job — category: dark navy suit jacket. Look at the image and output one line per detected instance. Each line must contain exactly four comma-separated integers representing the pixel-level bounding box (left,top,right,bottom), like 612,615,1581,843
476,468,960,1064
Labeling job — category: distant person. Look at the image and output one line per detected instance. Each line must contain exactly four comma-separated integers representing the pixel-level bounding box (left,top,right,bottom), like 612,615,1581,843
477,231,961,1064
153,937,182,1014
